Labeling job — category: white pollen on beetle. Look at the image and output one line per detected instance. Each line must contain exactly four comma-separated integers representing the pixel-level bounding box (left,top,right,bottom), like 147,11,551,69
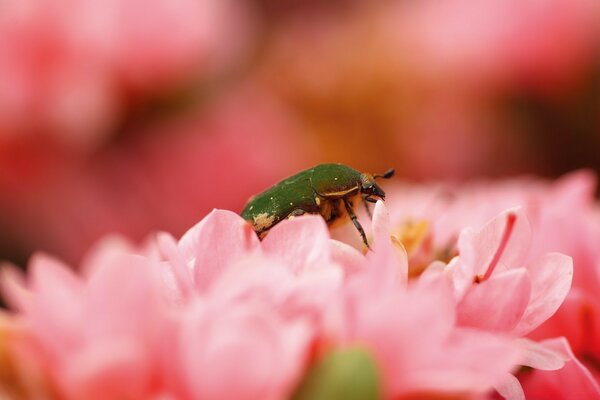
334,177,338,180
249,206,253,210
290,202,293,206
270,197,274,200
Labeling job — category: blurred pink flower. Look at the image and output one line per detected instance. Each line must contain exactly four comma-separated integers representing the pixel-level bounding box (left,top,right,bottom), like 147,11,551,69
0,0,252,150
394,0,600,92
0,85,310,264
2,252,173,400
1,201,532,399
0,310,55,399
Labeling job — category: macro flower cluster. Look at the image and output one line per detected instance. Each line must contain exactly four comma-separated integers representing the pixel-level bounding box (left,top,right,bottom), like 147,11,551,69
1,172,599,399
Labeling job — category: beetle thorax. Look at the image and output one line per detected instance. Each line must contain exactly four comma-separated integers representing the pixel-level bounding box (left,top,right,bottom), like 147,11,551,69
360,173,375,187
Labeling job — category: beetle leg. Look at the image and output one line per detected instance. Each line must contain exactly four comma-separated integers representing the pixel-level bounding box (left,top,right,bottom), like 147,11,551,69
362,195,373,219
364,195,378,203
343,198,371,250
287,209,307,220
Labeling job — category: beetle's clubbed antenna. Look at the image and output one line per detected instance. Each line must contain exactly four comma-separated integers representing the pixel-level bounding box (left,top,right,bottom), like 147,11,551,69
374,168,395,180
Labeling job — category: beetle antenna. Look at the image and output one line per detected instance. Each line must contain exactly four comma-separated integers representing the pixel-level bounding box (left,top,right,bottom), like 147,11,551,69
374,168,395,180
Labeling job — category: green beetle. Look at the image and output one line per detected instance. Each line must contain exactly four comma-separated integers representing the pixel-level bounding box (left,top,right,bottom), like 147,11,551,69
241,163,394,248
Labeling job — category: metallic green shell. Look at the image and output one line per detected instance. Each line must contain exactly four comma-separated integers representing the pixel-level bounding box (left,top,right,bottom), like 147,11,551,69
241,163,363,234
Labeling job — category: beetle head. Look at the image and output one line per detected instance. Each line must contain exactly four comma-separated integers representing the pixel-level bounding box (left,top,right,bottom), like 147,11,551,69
360,168,394,200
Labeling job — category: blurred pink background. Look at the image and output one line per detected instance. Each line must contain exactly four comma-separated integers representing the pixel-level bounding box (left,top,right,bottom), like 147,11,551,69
0,0,599,265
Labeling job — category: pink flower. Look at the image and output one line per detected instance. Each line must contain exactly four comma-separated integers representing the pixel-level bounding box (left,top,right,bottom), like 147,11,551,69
443,208,581,398
0,209,349,399
384,172,600,397
2,252,171,400
0,85,309,264
451,208,573,337
395,0,600,92
0,200,532,399
323,202,521,399
0,311,54,399
0,0,252,147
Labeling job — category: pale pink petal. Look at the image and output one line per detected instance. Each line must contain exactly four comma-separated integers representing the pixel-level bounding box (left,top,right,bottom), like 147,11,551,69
179,302,310,400
28,253,85,358
521,337,600,399
79,235,138,278
85,254,164,342
458,208,531,279
376,312,520,398
156,231,193,301
209,255,341,324
407,329,521,396
365,201,408,288
328,239,365,276
178,209,261,292
62,339,152,400
526,288,594,352
208,256,297,308
495,373,525,400
350,281,457,375
444,256,475,299
371,200,392,245
552,169,597,207
262,215,331,275
516,338,569,370
512,253,573,336
29,253,83,301
454,230,477,295
418,260,453,287
0,264,31,312
457,268,531,332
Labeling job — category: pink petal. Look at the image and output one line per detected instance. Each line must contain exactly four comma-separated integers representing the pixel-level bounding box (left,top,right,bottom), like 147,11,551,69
512,253,573,336
440,330,521,396
365,201,408,289
495,373,525,400
178,209,261,292
262,215,331,275
156,231,193,301
352,281,457,374
85,254,164,342
552,169,597,207
454,231,478,295
521,337,600,399
63,339,152,400
418,260,453,288
179,302,310,400
0,263,31,312
79,235,138,278
208,256,297,307
328,239,366,276
458,208,532,279
457,268,531,332
29,253,83,302
515,338,569,370
28,253,85,358
371,200,392,246
526,288,594,352
389,326,521,397
210,255,341,324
